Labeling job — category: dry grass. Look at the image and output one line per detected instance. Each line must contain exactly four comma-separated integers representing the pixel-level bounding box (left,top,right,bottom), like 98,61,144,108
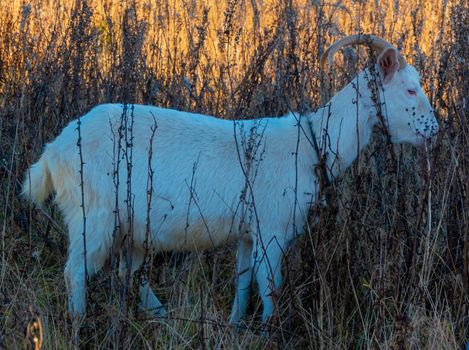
0,0,467,348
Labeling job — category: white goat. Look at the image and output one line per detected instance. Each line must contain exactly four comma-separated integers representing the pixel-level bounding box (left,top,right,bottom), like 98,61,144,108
22,35,438,323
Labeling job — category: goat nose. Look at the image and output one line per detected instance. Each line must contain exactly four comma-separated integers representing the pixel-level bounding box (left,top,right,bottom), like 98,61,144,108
425,121,439,142
431,118,439,135
429,110,439,136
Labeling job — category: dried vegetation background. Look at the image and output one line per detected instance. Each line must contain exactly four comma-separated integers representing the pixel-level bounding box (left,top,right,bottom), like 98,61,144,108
0,0,468,348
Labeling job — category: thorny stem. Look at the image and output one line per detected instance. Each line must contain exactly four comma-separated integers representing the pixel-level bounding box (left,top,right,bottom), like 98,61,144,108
122,104,136,314
425,140,432,237
139,116,158,305
76,116,88,297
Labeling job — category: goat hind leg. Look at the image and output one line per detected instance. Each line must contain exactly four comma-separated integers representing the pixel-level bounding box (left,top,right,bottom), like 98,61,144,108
229,237,254,324
118,247,166,317
65,215,112,317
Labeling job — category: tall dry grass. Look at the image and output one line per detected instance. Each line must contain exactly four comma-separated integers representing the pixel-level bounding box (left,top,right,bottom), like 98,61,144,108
0,0,467,348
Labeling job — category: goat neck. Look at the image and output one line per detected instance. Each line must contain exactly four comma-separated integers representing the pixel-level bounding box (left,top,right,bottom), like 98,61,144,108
309,68,378,179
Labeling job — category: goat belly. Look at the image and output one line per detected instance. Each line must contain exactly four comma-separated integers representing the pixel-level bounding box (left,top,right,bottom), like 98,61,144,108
144,214,239,251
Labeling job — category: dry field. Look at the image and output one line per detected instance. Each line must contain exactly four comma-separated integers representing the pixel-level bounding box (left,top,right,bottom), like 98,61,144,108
0,0,467,348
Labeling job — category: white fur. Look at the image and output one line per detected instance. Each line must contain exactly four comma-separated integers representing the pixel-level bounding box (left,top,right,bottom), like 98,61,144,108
22,58,438,322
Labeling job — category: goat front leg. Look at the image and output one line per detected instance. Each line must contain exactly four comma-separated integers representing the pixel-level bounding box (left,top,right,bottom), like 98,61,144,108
254,237,284,323
229,236,254,324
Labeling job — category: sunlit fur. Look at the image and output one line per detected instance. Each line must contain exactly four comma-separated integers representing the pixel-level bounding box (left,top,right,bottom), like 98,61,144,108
22,53,438,322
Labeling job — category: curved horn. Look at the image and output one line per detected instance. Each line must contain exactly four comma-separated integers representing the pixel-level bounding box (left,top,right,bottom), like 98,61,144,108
320,34,407,70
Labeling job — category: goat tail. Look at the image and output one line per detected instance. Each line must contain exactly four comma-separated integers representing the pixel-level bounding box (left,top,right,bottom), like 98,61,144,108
22,150,53,205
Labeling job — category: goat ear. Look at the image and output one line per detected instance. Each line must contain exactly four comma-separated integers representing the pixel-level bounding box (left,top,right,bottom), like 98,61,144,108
377,47,399,84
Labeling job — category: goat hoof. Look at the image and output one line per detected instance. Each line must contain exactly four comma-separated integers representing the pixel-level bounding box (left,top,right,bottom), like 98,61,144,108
150,306,168,319
260,314,279,337
230,320,249,333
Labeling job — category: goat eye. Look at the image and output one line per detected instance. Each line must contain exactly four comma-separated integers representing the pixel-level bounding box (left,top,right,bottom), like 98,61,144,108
407,89,416,95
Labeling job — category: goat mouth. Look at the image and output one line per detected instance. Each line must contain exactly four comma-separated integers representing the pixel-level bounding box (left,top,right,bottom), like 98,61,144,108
413,134,428,146
414,132,438,148
416,129,439,140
